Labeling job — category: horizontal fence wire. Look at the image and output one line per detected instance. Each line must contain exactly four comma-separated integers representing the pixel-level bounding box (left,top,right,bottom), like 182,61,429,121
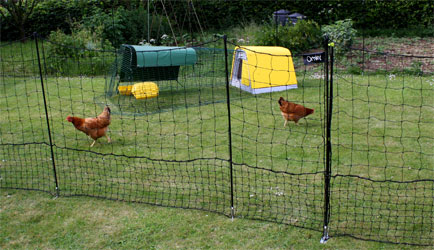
0,35,433,246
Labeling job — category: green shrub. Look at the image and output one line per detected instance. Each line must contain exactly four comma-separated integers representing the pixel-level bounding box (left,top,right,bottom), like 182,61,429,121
45,25,114,76
0,13,20,41
321,19,357,57
29,0,84,37
81,7,125,48
255,20,322,54
253,20,277,46
81,6,171,48
403,61,424,76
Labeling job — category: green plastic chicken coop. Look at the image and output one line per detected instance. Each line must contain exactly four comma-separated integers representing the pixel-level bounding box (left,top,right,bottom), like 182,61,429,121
107,45,197,97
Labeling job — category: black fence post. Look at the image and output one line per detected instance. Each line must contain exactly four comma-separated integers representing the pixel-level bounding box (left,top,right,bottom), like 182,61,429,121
321,38,334,244
223,35,235,219
34,33,60,197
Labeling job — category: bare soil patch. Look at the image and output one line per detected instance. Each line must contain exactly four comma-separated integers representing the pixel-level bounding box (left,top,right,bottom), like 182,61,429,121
350,37,434,74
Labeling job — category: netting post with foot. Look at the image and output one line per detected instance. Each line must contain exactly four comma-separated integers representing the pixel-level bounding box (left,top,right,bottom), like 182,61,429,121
34,32,60,197
321,37,334,244
223,35,235,220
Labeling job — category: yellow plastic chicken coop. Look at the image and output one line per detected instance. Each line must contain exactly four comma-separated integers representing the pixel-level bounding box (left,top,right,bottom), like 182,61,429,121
230,46,297,94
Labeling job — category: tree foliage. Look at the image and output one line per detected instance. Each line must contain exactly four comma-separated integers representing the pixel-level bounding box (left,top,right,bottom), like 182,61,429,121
322,19,357,57
256,19,323,54
0,0,40,40
1,0,433,41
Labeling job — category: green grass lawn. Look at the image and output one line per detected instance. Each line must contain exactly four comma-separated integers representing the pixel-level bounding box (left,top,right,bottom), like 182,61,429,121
1,39,433,247
2,189,432,250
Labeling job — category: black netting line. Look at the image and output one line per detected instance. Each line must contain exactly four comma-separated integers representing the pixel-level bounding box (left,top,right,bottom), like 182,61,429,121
332,174,434,183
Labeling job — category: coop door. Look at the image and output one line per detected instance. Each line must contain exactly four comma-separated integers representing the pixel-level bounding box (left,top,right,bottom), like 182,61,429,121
231,50,249,88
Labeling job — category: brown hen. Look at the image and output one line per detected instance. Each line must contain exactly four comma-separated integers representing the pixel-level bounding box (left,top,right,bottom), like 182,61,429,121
278,97,314,127
66,106,111,147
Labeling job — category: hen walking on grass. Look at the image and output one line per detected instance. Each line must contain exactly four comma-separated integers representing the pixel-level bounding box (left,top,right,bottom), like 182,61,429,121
66,106,111,147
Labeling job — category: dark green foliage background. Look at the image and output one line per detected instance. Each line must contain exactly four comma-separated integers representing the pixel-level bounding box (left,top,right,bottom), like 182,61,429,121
1,0,433,41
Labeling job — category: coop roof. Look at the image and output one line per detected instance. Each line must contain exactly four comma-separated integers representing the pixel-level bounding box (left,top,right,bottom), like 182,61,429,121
128,45,197,67
237,46,292,55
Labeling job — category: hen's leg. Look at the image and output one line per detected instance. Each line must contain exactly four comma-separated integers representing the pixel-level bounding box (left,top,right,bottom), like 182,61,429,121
90,140,96,147
106,135,111,143
283,119,288,127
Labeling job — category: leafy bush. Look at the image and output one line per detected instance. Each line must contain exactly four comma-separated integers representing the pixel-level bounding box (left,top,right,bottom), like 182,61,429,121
2,0,433,41
81,6,171,48
29,0,84,37
403,61,424,76
0,13,21,41
321,19,357,57
45,25,114,76
255,20,322,54
81,7,124,48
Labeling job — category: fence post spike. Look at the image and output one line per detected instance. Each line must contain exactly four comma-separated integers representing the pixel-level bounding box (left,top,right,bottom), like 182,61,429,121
320,226,330,244
223,35,235,220
34,32,60,197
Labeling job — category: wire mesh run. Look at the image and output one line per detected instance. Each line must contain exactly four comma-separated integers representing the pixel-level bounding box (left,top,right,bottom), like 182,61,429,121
330,47,434,245
1,34,433,246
